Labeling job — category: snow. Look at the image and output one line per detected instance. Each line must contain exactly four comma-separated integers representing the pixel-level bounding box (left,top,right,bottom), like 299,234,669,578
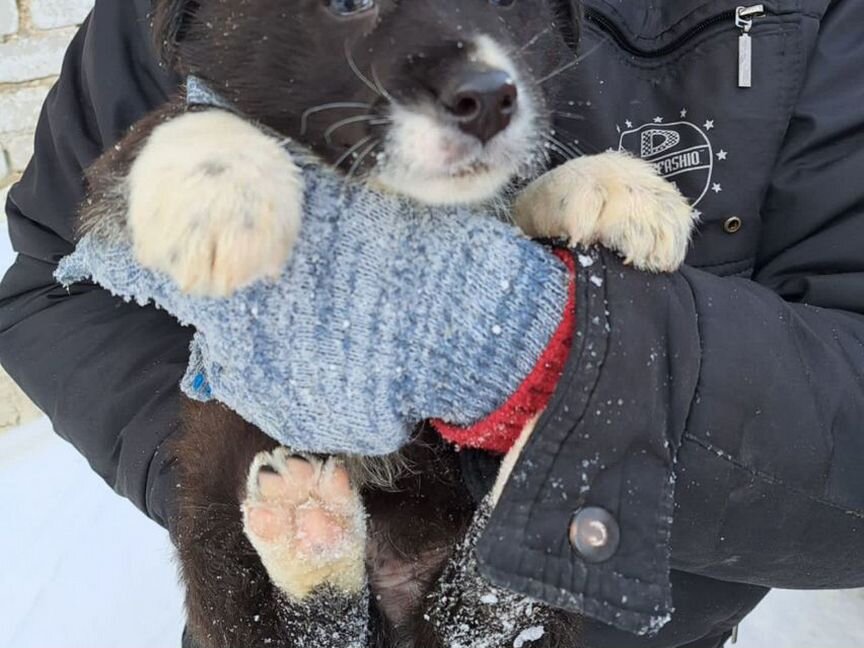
513,625,545,647
0,220,13,270
736,589,864,648
0,418,184,648
481,592,500,605
1,228,863,648
2,419,863,648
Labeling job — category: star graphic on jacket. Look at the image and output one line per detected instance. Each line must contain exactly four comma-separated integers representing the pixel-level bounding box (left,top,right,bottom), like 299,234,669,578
712,183,723,193
717,150,728,160
625,120,633,128
653,116,664,123
704,119,715,130
680,108,688,118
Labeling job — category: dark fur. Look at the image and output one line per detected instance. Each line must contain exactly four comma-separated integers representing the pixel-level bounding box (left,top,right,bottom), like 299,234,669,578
150,0,580,173
80,1,586,646
172,400,478,648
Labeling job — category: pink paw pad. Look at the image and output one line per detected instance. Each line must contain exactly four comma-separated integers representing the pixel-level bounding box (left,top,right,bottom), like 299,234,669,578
241,448,366,590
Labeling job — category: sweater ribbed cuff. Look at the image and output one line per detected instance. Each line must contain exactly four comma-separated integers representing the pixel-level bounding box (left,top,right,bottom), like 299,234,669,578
432,250,576,453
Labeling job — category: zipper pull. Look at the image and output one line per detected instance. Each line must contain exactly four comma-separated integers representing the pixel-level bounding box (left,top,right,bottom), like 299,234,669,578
736,4,765,88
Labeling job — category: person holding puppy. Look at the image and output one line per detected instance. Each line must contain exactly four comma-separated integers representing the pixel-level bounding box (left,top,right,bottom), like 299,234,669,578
2,2,863,648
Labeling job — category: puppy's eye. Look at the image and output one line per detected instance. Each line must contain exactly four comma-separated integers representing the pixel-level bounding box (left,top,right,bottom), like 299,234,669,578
325,0,375,16
489,0,516,6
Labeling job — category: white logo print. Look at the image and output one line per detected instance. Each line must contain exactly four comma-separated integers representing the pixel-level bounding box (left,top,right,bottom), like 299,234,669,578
617,113,725,209
640,129,681,157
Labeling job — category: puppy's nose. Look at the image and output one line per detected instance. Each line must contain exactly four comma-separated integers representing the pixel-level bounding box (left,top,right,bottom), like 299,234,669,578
439,68,518,144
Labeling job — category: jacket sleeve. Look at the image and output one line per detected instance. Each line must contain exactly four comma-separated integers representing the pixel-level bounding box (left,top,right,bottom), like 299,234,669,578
478,0,864,633
0,0,188,527
670,0,864,587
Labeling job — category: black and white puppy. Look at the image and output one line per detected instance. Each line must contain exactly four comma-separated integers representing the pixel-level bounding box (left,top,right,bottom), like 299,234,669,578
79,1,694,647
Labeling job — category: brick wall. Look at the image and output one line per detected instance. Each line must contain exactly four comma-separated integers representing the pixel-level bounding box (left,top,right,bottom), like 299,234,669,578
0,0,92,203
0,0,92,430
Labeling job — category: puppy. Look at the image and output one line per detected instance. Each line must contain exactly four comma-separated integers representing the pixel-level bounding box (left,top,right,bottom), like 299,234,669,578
79,1,695,646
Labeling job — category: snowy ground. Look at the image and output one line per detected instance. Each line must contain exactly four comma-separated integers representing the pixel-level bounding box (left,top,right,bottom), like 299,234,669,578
0,419,185,648
1,419,863,648
1,219,863,648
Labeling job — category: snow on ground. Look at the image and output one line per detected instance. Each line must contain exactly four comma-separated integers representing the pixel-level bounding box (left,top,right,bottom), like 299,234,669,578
736,588,864,648
0,418,185,648
1,419,863,648
2,215,863,648
0,219,12,269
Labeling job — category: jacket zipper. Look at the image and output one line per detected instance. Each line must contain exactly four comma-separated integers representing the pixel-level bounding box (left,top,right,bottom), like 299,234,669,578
585,5,768,88
735,5,764,87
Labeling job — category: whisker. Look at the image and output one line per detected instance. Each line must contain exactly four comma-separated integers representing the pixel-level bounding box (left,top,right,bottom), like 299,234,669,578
301,101,370,135
547,131,580,153
537,40,605,85
490,192,516,226
542,136,578,161
537,59,579,86
543,133,579,160
536,145,553,168
371,65,397,105
552,110,586,121
569,139,601,157
577,38,607,64
346,139,381,184
520,26,551,51
334,134,375,170
545,143,575,161
344,40,382,98
324,114,391,144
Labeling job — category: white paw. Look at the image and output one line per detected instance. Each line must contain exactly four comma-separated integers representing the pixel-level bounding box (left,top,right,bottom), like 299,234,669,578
126,110,303,296
242,449,367,601
514,151,697,272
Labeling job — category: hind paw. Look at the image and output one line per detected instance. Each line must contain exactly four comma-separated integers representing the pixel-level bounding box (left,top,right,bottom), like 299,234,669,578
242,448,367,601
514,150,696,272
127,110,303,296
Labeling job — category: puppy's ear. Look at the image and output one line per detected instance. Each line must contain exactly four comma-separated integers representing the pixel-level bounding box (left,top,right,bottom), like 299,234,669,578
554,0,582,52
150,0,199,66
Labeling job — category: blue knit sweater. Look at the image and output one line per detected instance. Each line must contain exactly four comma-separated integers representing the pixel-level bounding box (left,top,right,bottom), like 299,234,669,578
57,151,568,455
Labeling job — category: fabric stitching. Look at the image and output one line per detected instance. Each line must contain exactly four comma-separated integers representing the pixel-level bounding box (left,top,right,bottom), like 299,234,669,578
692,258,753,272
512,252,609,515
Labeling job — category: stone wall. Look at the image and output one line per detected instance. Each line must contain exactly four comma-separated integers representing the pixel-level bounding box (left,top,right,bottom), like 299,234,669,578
1,0,92,202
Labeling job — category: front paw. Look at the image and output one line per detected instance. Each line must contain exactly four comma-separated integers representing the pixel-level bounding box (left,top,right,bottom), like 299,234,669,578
514,151,696,272
126,110,303,296
242,448,367,601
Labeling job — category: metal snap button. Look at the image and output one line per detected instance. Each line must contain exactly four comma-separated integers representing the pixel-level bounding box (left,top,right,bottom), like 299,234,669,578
569,507,620,563
723,216,743,233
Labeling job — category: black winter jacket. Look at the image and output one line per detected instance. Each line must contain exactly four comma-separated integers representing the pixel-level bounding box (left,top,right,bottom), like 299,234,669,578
1,1,862,647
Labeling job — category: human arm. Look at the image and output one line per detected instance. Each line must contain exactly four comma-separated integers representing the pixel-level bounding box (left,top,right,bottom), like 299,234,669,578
0,0,187,527
474,0,864,636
